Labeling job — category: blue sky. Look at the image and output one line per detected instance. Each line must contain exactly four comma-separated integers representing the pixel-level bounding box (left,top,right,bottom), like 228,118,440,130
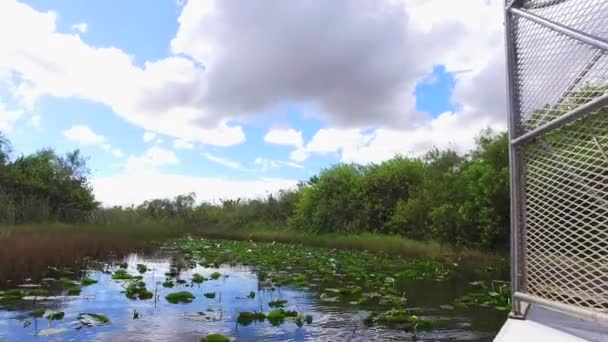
0,0,505,205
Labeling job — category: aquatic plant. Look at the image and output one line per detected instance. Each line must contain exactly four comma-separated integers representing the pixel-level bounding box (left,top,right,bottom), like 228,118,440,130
125,280,153,300
162,280,174,288
248,291,256,299
136,264,148,273
77,313,111,326
454,280,511,311
165,268,179,277
201,334,230,342
112,269,134,280
81,277,98,286
210,271,221,280
237,311,266,326
203,292,216,299
118,262,128,269
166,291,195,304
58,277,82,295
268,299,287,308
191,273,205,284
266,309,298,326
365,309,433,331
43,310,64,321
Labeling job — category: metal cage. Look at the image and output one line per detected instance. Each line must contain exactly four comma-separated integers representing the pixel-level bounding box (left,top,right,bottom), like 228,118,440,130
505,0,608,325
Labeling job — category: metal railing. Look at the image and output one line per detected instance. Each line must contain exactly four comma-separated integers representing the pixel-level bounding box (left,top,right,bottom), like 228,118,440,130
505,0,608,325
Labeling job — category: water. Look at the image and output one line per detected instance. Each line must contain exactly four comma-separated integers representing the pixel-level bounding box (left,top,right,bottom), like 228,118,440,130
0,242,507,341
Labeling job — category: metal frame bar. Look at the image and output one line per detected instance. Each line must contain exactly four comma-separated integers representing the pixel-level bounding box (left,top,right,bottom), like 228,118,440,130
504,0,525,318
510,8,608,52
512,92,608,146
514,292,608,325
506,0,608,327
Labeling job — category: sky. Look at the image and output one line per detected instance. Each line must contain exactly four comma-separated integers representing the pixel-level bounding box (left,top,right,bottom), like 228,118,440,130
0,0,507,206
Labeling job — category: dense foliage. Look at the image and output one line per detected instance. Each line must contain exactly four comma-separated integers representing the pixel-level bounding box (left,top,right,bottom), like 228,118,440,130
0,133,97,224
1,129,509,251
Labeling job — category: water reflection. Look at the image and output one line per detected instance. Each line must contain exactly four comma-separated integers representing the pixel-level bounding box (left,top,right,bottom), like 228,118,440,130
1,247,505,341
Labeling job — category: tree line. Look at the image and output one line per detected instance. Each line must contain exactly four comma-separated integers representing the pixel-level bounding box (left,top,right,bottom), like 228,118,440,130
0,134,97,224
0,130,510,251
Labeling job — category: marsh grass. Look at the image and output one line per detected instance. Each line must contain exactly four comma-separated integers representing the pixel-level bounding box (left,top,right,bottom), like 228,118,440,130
0,224,150,288
194,227,507,270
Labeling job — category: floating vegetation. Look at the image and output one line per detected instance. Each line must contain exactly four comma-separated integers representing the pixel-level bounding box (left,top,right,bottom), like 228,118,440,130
192,273,205,284
210,271,221,280
266,309,298,326
365,309,433,331
31,308,45,318
162,280,174,288
268,299,288,308
125,280,153,300
237,311,266,326
118,262,128,269
81,277,98,286
204,292,216,299
0,289,25,303
112,269,134,280
166,291,195,304
248,291,256,299
201,333,230,342
136,264,148,273
77,313,111,326
165,268,179,277
58,278,82,295
43,310,65,321
454,280,511,311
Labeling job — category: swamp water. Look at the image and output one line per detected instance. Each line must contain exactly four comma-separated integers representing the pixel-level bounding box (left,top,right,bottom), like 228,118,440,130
0,235,508,341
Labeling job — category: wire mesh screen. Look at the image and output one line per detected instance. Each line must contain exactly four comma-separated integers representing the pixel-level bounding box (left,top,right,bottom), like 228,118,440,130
506,0,608,318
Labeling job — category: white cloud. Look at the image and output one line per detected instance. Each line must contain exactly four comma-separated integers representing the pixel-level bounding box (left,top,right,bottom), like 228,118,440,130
255,157,304,172
71,22,87,34
264,128,303,147
203,152,240,169
63,125,105,145
173,139,194,149
143,131,156,143
125,146,179,173
29,114,41,128
0,103,22,131
0,0,245,147
295,109,505,164
65,125,125,158
92,173,297,207
111,148,123,158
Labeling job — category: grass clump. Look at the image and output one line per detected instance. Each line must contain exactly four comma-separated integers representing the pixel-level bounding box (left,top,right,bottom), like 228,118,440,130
210,271,221,280
136,264,148,273
112,269,134,280
165,291,195,304
201,334,230,342
248,291,256,299
125,280,154,300
365,309,432,330
266,309,298,326
58,277,82,295
268,299,288,308
118,262,128,269
237,311,266,326
81,277,98,286
162,280,174,288
203,292,216,299
191,273,205,284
